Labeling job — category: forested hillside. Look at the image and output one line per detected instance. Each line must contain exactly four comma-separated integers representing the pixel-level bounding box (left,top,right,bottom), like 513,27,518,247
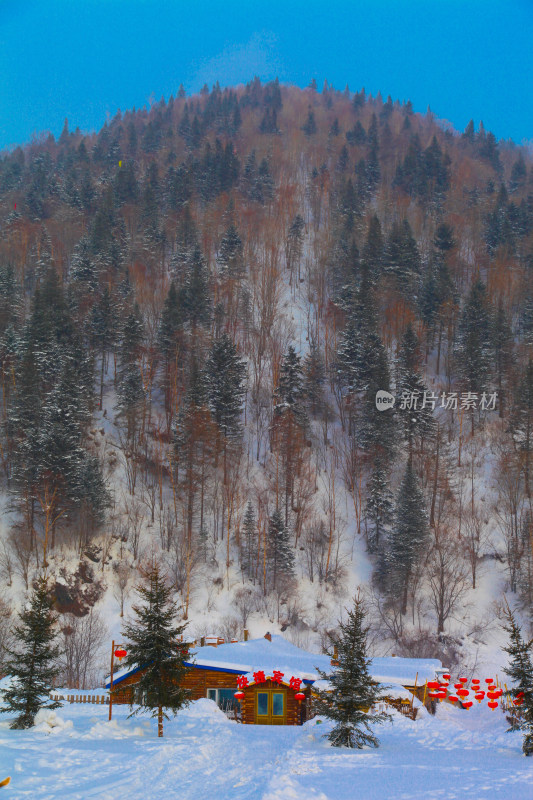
0,78,532,684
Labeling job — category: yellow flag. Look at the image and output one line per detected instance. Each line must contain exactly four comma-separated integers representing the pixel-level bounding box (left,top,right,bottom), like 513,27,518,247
119,160,122,167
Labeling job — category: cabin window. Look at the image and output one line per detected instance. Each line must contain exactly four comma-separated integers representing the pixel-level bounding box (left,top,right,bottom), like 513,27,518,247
272,693,284,716
206,688,239,711
257,692,269,716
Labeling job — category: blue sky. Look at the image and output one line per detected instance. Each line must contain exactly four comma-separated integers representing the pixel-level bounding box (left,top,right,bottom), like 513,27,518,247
0,0,532,150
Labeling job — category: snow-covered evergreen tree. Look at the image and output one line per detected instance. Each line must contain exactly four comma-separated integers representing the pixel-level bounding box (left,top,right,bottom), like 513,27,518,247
503,601,533,755
217,224,245,279
388,462,429,614
274,345,308,428
241,501,258,582
313,594,388,748
395,322,436,459
267,509,295,589
205,334,246,441
365,457,394,554
1,576,61,729
122,564,190,737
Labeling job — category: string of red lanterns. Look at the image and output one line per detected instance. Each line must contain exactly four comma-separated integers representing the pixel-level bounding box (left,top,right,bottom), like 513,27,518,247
425,674,508,712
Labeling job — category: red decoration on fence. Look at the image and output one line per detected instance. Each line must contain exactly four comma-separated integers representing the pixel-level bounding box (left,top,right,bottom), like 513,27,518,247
114,649,127,659
289,677,302,691
253,671,266,684
236,675,248,689
272,670,284,685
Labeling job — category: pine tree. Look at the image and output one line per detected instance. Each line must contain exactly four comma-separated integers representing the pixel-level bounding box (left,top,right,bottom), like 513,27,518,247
301,107,317,136
492,297,514,417
179,246,212,329
286,215,305,280
122,565,190,737
303,341,326,417
385,219,421,295
362,215,384,283
395,323,436,459
267,509,295,589
455,278,493,426
365,457,394,554
511,359,533,498
217,224,245,279
388,462,429,614
1,576,61,729
274,345,308,428
90,286,117,409
502,601,533,755
205,334,246,441
241,501,258,582
313,594,388,748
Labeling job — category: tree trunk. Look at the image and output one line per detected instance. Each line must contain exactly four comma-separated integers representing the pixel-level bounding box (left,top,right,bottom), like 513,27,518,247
158,705,163,737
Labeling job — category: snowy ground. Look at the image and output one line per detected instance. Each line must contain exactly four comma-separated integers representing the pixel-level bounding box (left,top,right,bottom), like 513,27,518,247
0,699,530,800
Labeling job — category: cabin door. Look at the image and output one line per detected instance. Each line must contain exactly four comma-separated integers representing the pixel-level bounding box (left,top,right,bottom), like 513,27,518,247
256,689,286,725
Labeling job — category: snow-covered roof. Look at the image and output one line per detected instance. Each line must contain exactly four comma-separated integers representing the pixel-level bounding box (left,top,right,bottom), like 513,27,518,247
105,635,442,688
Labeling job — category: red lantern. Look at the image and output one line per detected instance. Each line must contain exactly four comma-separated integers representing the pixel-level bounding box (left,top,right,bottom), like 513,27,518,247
517,691,524,699
487,691,498,700
448,696,458,703
438,691,447,700
487,701,498,710
459,677,468,684
443,673,451,680
471,679,480,685
234,691,244,702
454,683,463,690
428,691,439,698
485,678,493,684
114,648,127,659
295,692,305,701
475,692,485,701
463,701,473,709
427,681,439,690
457,688,469,698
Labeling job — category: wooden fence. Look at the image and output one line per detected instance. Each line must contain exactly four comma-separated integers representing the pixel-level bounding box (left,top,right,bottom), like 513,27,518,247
50,693,109,704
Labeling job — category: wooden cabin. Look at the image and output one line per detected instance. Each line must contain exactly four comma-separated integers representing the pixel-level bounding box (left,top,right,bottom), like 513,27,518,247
104,634,445,724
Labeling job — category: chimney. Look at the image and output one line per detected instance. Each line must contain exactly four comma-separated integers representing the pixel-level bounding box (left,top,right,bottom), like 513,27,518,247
264,632,272,642
244,629,249,642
